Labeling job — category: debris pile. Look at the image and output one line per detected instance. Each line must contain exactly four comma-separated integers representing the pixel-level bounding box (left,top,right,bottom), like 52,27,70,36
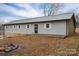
0,44,19,53
5,44,19,52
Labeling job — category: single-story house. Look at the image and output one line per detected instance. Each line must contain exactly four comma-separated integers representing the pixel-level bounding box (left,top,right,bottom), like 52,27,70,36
3,13,76,37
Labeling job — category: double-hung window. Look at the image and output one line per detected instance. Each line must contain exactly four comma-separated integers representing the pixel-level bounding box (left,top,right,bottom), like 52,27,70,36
26,24,29,29
19,25,20,28
44,23,51,28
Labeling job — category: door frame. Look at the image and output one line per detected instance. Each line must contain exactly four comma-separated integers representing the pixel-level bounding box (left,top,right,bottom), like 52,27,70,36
34,24,38,34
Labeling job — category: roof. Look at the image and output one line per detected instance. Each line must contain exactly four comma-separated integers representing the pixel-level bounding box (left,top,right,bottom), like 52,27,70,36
4,13,74,25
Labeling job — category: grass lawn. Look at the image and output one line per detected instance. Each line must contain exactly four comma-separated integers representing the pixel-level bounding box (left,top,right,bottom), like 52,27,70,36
0,28,79,56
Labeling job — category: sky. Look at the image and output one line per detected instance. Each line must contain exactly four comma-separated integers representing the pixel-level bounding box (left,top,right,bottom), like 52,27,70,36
1,3,79,23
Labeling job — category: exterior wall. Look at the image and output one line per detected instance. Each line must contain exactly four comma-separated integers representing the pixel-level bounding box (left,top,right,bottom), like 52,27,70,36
0,25,4,35
5,24,34,34
4,21,66,36
66,17,75,36
38,21,66,35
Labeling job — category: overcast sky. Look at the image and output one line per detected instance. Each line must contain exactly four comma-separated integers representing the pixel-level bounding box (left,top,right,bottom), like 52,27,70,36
1,3,79,23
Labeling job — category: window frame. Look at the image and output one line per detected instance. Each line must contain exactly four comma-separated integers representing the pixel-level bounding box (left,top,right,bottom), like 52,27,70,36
19,25,20,28
44,23,51,29
26,24,30,29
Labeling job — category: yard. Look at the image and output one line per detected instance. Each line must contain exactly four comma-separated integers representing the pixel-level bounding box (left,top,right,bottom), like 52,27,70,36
0,28,79,56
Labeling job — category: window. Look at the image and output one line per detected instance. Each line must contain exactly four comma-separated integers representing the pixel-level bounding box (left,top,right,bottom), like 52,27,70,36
14,25,15,28
19,25,20,28
27,25,29,28
46,24,49,28
26,24,29,28
44,23,51,28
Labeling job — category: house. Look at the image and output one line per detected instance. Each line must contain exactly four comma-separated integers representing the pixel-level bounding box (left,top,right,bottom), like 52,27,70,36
3,13,76,37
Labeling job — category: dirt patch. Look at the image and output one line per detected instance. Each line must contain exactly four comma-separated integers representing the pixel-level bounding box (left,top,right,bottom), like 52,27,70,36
0,28,79,56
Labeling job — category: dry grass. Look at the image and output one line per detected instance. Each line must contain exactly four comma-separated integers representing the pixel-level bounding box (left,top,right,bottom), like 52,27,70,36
0,28,79,56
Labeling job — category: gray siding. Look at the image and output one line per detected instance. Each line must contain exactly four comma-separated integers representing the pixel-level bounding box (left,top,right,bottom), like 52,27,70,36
5,21,66,36
38,21,66,35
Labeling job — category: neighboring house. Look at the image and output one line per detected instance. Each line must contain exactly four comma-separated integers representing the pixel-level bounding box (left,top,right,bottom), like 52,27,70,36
3,13,76,37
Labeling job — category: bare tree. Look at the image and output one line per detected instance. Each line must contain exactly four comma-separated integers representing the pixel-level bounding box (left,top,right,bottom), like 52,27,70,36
41,3,64,16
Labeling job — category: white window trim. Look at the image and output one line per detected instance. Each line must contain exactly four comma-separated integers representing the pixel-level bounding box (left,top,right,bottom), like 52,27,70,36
44,23,51,29
26,24,30,29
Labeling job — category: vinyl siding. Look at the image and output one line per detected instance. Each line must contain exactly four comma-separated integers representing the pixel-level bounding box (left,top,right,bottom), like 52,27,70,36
5,21,66,36
38,21,66,35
